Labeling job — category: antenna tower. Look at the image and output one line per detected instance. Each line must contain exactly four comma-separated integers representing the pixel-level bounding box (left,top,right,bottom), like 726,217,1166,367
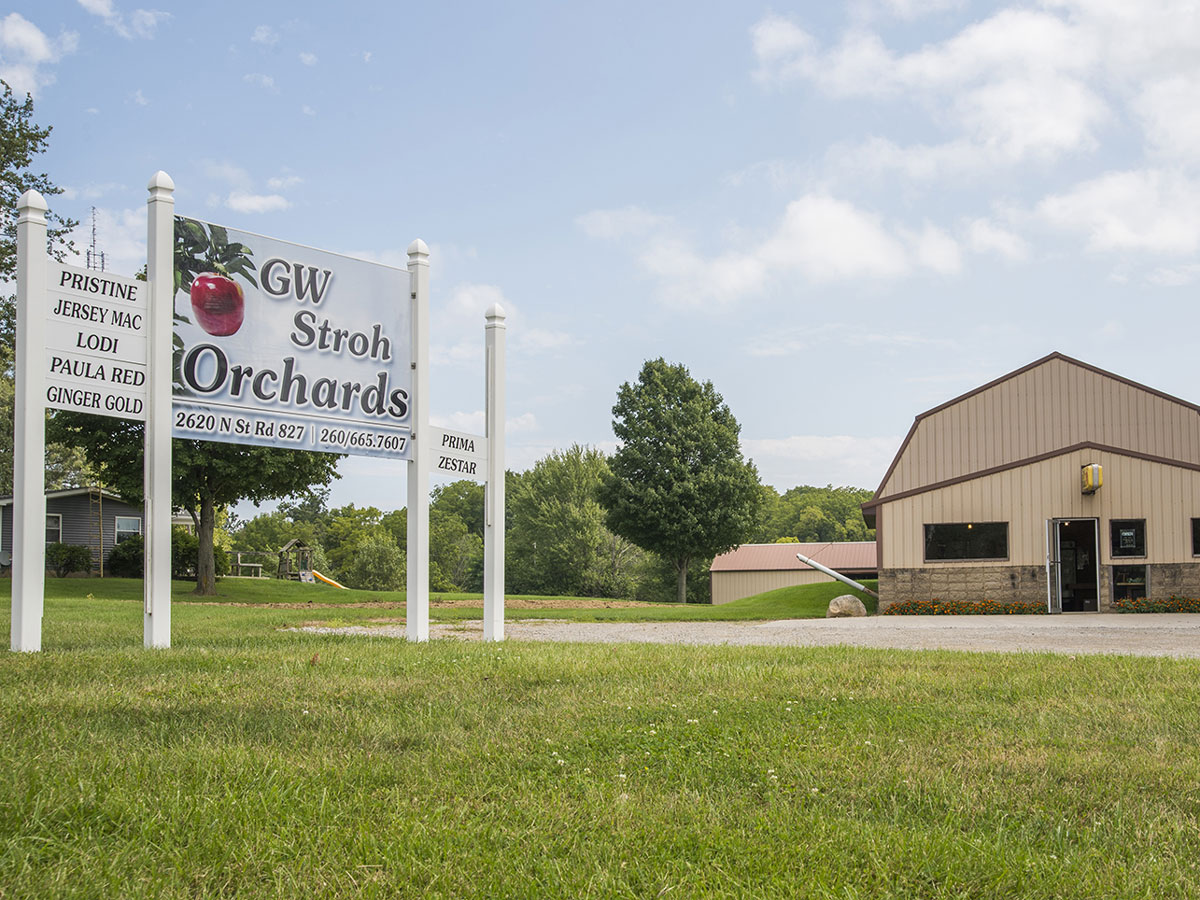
86,207,106,272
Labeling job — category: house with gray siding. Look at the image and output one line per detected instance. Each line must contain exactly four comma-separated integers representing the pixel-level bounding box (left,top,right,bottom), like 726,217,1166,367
0,488,143,573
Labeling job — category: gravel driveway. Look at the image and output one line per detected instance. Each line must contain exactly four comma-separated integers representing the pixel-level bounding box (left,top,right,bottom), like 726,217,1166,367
300,614,1200,658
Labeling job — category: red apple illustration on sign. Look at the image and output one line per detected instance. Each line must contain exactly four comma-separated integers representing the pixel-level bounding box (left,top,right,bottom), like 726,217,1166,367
190,272,245,336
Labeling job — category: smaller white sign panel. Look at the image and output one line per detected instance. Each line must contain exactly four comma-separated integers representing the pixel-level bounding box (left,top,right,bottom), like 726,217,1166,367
172,404,409,458
44,263,147,420
430,426,488,481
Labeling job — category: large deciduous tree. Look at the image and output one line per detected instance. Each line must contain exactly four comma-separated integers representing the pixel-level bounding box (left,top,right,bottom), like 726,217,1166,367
598,359,761,603
508,445,642,598
0,81,84,493
0,81,77,280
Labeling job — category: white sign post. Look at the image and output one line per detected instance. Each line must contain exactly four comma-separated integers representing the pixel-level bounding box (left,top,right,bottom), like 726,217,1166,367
145,172,175,648
483,304,506,641
406,240,430,641
12,191,49,652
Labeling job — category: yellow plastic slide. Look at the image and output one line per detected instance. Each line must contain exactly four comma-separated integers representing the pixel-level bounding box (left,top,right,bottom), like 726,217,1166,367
311,569,349,590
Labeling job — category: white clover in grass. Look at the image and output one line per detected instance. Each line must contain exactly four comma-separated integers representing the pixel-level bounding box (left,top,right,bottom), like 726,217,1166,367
617,773,627,780
687,718,699,724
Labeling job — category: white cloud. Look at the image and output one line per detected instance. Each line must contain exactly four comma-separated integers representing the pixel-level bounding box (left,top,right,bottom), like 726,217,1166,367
267,175,303,190
760,195,911,281
744,323,951,358
301,104,316,116
904,223,962,274
445,283,510,324
751,8,1106,166
741,434,902,491
1134,74,1200,161
878,0,963,18
128,10,168,39
1037,169,1200,255
77,2,168,40
225,191,289,214
1147,263,1200,286
130,88,147,106
514,328,575,354
583,194,965,308
0,13,77,97
250,25,278,46
430,410,538,435
966,218,1030,261
243,73,276,91
299,52,317,66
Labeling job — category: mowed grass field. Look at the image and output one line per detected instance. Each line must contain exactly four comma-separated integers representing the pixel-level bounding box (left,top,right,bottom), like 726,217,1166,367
0,581,1198,898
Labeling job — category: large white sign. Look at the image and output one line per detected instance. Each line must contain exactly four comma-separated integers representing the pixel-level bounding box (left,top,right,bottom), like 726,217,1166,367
171,217,412,458
44,263,147,419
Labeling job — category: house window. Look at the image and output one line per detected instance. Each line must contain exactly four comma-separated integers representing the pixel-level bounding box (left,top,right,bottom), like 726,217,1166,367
924,522,1008,561
1192,518,1200,556
46,514,62,545
115,516,142,543
1113,565,1147,601
1110,519,1145,558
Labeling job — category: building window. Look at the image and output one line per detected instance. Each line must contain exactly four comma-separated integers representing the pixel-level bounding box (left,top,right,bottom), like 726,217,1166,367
1110,519,1145,558
1192,518,1200,556
1113,565,1147,601
924,522,1009,561
115,516,142,543
46,514,62,545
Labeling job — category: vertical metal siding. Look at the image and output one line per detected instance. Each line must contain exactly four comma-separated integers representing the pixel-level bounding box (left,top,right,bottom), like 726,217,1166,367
881,449,1200,568
879,358,1200,499
712,569,835,605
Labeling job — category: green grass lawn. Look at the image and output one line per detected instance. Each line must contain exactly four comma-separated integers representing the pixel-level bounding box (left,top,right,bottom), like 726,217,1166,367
0,576,877,624
0,588,1197,898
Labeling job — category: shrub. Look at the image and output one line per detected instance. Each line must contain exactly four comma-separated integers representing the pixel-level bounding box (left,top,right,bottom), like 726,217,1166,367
170,527,231,580
1114,595,1200,613
106,535,143,577
884,598,1047,615
341,534,405,591
45,543,94,578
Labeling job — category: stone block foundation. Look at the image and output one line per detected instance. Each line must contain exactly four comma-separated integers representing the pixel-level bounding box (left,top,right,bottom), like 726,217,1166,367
878,563,1200,613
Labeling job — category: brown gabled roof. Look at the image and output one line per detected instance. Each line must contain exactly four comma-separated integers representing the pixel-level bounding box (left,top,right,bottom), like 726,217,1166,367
710,541,877,574
864,351,1200,517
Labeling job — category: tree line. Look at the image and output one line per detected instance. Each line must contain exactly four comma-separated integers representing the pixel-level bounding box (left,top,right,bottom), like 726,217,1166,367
228,455,873,603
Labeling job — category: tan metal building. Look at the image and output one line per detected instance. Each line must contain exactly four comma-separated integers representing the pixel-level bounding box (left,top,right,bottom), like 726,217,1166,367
862,352,1200,612
709,541,877,605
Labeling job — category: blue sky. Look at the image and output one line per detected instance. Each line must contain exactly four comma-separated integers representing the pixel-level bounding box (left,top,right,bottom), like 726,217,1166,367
6,1,1200,513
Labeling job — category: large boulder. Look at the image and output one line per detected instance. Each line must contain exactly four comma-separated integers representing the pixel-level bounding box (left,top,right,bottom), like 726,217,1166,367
826,594,868,618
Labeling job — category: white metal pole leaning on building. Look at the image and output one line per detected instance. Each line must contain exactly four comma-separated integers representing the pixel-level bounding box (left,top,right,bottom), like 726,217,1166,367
144,172,175,648
12,190,49,652
483,303,506,641
406,240,431,642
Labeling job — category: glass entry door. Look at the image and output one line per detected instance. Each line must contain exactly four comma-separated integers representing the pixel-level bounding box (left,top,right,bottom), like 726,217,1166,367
1053,519,1099,612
